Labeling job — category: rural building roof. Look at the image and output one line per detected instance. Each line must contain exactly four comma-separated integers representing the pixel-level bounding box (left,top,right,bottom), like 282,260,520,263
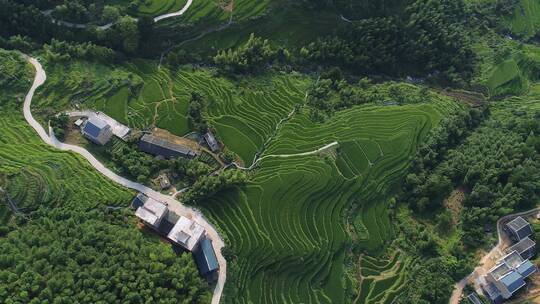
508,237,536,258
167,216,205,251
507,216,533,240
466,293,482,304
483,282,502,301
194,238,219,276
83,117,109,138
489,262,511,281
204,132,219,152
131,193,148,209
516,260,537,278
135,197,168,227
139,134,197,159
499,271,526,295
501,251,525,269
74,118,84,127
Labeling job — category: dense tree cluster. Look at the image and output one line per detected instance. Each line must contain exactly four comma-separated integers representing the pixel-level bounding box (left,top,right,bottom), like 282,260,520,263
0,208,211,303
43,39,116,63
214,33,288,74
306,72,433,121
183,169,247,204
50,113,69,140
403,106,540,248
0,49,32,94
187,92,209,132
107,141,164,183
403,107,486,211
301,0,475,84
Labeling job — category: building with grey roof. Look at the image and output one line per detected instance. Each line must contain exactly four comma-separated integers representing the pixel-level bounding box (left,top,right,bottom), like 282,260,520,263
81,117,113,145
193,237,219,278
467,293,483,304
507,236,536,260
139,134,197,159
135,196,168,228
167,215,205,251
506,216,533,241
203,132,220,152
484,250,537,303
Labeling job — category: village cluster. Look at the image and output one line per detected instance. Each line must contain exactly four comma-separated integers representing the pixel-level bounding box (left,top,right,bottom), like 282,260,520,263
73,111,221,280
468,216,538,304
132,193,219,279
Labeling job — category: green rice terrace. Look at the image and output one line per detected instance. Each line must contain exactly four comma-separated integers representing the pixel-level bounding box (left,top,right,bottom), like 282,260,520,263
196,95,458,303
33,55,462,303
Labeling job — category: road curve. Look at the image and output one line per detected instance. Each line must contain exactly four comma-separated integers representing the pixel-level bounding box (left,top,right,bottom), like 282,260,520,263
449,207,540,304
43,0,193,30
23,56,226,304
153,0,194,22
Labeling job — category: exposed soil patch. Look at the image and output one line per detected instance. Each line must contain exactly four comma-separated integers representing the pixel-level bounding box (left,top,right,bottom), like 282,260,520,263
443,186,467,225
152,127,202,152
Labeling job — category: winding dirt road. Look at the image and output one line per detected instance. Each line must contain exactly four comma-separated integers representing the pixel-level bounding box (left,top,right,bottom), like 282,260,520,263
23,56,226,304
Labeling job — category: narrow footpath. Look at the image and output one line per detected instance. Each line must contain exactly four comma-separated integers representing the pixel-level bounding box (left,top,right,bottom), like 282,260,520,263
23,56,226,304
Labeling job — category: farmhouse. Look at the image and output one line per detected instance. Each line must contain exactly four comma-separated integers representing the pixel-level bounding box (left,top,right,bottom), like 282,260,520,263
483,251,537,303
193,237,219,278
507,236,536,260
204,132,220,152
81,117,113,145
506,216,533,241
167,215,205,251
134,196,168,228
132,193,219,278
139,134,198,159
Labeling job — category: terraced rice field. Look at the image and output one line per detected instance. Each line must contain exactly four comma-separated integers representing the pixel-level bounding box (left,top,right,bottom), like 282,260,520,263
0,113,132,223
197,96,459,303
38,61,309,147
356,251,412,304
503,0,540,38
180,0,271,24
37,58,461,303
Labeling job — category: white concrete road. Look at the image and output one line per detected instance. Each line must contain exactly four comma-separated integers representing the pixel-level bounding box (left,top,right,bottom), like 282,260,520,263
153,0,194,22
43,0,193,30
23,56,226,304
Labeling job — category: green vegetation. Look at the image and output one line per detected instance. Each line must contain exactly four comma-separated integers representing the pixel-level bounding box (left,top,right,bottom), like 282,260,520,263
197,91,459,303
0,49,211,303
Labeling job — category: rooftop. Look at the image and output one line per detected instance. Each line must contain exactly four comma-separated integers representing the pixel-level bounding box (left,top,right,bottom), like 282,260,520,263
167,216,205,251
501,250,525,269
194,238,219,276
135,197,168,227
204,132,219,151
499,270,526,294
83,117,110,138
507,216,530,232
140,134,197,157
489,262,511,281
483,282,501,299
516,259,537,278
508,237,535,255
466,293,482,304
